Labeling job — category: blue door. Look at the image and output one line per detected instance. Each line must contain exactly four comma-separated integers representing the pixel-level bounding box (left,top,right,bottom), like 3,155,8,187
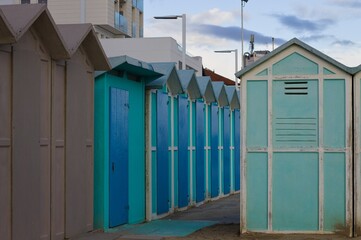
223,107,231,194
109,87,129,227
178,97,189,208
234,109,241,191
157,91,169,214
196,101,205,202
211,104,219,198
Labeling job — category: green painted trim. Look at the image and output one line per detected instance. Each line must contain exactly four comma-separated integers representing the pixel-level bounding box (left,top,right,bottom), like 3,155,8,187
256,68,268,76
323,67,335,75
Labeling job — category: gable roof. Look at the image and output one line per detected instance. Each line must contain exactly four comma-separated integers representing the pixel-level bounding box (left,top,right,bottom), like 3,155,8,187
95,55,162,80
0,4,69,59
235,38,353,78
147,62,183,95
212,82,229,107
196,76,216,103
57,24,110,70
177,69,201,100
0,8,15,43
225,86,240,109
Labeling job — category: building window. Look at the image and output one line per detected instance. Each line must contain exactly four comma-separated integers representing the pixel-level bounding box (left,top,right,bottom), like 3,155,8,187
38,0,47,4
21,0,30,4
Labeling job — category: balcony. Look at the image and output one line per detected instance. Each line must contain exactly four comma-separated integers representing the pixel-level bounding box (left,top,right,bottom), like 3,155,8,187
132,22,137,38
132,0,143,12
114,12,128,34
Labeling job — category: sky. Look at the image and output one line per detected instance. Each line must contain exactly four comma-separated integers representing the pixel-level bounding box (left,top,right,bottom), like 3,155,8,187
144,0,361,80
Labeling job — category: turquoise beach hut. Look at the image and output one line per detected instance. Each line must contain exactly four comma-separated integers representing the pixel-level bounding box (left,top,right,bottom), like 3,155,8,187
94,56,162,230
236,38,353,235
177,70,201,209
225,86,241,193
145,62,183,219
196,77,217,200
211,82,230,196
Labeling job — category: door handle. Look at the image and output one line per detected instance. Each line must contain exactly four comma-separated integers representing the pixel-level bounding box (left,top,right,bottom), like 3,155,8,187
112,162,115,172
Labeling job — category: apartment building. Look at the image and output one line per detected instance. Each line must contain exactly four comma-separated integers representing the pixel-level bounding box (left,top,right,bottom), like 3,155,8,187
0,0,143,38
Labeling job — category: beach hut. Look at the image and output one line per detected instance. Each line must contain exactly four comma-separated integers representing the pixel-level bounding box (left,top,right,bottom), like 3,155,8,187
177,70,202,208
196,77,217,199
212,82,230,196
0,4,110,240
145,62,183,219
236,38,353,235
58,23,110,238
0,5,69,240
225,86,241,192
353,66,361,236
93,56,161,230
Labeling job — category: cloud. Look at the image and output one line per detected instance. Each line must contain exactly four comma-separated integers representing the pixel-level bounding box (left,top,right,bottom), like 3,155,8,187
272,14,334,33
332,39,356,46
190,8,239,26
192,24,286,46
328,0,361,8
299,34,334,42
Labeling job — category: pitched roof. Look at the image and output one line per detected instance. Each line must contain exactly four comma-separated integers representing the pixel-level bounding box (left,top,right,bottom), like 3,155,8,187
95,55,162,80
177,69,201,100
235,38,353,78
58,24,110,70
196,76,216,103
225,86,240,109
0,4,69,59
0,8,15,43
212,82,229,107
147,62,183,95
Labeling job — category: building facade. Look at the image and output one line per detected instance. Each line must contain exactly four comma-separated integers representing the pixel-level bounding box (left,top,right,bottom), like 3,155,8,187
101,37,203,76
0,0,143,38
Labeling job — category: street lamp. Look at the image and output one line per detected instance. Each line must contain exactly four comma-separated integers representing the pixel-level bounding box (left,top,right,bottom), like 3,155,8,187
214,49,238,88
241,0,249,70
154,14,186,70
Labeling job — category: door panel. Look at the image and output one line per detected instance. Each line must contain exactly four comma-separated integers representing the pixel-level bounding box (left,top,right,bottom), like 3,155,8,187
196,101,205,202
211,104,219,198
109,87,129,227
157,91,169,214
178,97,189,208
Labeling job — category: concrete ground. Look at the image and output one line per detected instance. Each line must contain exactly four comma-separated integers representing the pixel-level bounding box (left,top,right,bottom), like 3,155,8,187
70,193,361,240
70,193,239,240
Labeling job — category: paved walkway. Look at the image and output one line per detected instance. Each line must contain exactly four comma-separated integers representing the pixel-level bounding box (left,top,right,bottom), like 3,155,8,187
69,193,240,240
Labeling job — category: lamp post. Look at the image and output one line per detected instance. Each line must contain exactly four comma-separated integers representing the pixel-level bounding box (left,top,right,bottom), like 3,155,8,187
154,14,186,70
241,0,249,70
214,49,238,87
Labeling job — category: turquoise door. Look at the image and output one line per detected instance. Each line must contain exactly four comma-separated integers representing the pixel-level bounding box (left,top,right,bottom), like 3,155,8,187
196,101,205,202
211,104,219,198
157,91,169,214
109,87,129,227
178,96,189,208
223,107,231,194
234,109,240,191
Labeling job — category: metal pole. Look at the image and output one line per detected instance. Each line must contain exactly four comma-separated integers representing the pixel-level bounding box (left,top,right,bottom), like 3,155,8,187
235,49,238,87
182,14,186,70
241,1,244,71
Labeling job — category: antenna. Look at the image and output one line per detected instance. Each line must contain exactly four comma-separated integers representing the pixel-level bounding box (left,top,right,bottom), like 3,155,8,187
249,34,254,54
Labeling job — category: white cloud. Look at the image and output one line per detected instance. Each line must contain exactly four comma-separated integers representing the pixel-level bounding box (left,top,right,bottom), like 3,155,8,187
190,8,239,26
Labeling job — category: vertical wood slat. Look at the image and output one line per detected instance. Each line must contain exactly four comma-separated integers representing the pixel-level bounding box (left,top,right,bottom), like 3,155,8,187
0,49,12,240
12,48,41,240
51,62,66,240
40,59,51,240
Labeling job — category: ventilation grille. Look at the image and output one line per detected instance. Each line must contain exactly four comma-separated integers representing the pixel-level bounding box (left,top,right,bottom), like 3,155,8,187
284,81,308,95
274,117,317,144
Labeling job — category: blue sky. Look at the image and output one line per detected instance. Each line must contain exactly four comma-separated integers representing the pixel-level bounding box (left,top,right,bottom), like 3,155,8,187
144,0,361,80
